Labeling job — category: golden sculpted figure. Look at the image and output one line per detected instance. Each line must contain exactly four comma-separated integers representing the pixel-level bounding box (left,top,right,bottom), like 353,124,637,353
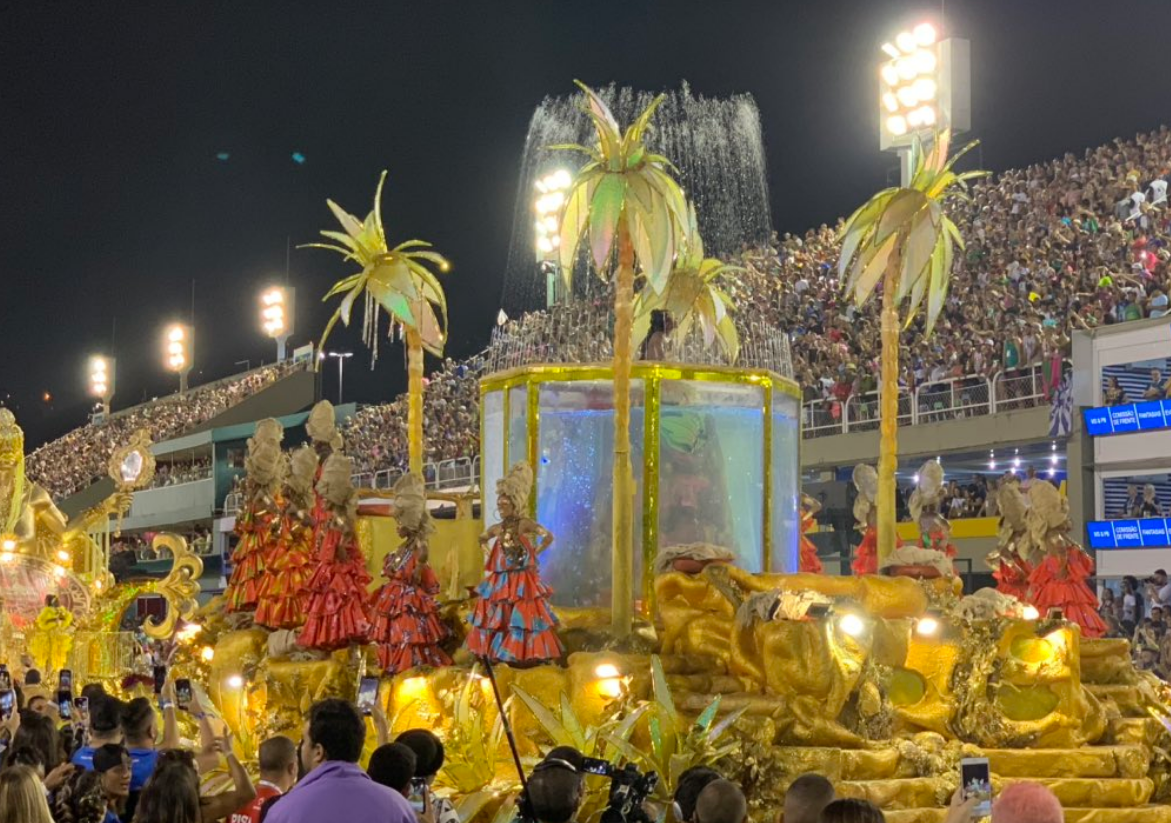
0,409,131,569
28,594,73,675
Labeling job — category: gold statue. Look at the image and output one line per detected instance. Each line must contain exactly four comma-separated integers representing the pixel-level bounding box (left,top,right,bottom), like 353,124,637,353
28,594,73,675
0,408,132,570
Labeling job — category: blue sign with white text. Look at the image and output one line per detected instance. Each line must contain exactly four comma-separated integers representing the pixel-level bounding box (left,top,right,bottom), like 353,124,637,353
1083,399,1171,436
1087,518,1171,549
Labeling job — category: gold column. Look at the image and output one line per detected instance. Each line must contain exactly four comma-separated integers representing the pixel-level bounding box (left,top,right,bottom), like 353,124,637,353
641,375,661,616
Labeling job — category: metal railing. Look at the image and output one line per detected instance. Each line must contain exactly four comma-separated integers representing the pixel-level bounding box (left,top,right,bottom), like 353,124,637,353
800,362,1067,439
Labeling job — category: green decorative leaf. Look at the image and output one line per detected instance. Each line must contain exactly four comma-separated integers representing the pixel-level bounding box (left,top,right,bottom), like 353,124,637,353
850,232,897,308
695,696,721,734
588,174,626,269
513,687,568,744
897,206,938,303
650,656,677,720
559,178,593,275
873,189,927,248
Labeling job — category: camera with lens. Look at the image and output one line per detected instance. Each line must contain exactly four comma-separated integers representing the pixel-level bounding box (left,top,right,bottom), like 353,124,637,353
587,759,658,823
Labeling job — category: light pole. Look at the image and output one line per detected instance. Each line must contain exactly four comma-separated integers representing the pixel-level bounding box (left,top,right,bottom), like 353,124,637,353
878,22,969,185
260,286,296,362
88,355,115,418
325,351,353,404
533,169,572,307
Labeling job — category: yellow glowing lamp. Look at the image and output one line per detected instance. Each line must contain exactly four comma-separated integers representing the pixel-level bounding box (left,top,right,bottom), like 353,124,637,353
260,286,296,339
163,324,194,375
878,22,969,151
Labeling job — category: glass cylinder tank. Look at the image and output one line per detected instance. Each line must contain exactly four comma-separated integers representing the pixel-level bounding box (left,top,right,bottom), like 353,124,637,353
480,363,801,614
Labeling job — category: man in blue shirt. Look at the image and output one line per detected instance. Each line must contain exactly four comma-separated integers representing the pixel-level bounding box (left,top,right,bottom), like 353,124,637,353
120,687,181,821
72,695,125,769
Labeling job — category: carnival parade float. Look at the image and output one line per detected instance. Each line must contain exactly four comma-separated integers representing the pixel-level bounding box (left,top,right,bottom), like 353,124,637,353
7,83,1171,823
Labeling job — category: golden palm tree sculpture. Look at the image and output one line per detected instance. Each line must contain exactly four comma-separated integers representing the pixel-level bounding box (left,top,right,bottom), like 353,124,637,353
838,129,985,564
632,203,741,363
305,171,450,475
555,82,690,635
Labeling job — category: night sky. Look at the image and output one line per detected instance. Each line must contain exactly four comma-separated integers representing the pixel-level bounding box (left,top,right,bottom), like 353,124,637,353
3,1,1168,448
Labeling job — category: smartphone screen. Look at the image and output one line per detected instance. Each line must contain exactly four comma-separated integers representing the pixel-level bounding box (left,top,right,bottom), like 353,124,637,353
409,779,427,813
0,666,11,694
59,669,73,692
74,696,89,712
357,677,379,715
960,758,992,816
153,665,167,696
0,691,13,720
176,679,193,708
58,691,73,720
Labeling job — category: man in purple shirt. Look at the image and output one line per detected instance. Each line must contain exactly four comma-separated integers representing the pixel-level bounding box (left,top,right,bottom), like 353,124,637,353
265,698,415,823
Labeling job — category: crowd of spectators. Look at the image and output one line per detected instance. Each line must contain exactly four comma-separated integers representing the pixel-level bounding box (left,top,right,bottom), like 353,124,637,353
1100,571,1171,678
25,363,303,501
342,354,486,479
23,130,1171,482
144,459,212,490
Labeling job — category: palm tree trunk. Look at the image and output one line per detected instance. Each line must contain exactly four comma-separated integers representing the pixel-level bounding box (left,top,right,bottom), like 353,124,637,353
877,261,900,564
611,222,635,637
407,330,424,475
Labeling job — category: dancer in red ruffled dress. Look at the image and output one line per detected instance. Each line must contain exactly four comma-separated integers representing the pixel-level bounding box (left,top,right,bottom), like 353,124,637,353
254,446,317,630
1025,480,1106,638
298,453,372,651
368,473,451,674
799,493,824,574
226,418,284,613
467,462,563,664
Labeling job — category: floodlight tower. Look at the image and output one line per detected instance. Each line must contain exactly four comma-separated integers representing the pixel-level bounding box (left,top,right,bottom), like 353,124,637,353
533,169,572,307
878,22,970,184
164,323,194,393
88,355,115,418
260,285,296,361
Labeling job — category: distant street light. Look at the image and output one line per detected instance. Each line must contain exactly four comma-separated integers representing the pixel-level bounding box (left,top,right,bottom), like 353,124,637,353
88,355,115,418
260,286,296,362
164,323,194,393
533,169,572,307
878,21,970,184
325,351,353,404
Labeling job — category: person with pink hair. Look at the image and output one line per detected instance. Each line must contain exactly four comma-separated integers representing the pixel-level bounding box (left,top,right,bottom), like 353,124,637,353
991,783,1062,823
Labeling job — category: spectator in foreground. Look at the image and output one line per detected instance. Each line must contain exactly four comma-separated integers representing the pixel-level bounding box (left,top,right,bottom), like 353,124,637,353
266,699,413,823
674,766,721,822
53,769,109,823
525,758,585,823
783,773,835,823
92,743,132,822
990,782,1062,823
233,736,299,823
694,779,748,823
367,743,417,797
395,728,459,823
0,765,55,823
72,695,125,769
818,799,885,822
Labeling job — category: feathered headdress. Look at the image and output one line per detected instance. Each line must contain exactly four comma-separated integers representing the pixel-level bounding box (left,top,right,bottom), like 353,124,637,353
305,400,338,445
496,461,534,515
393,472,434,536
245,418,285,491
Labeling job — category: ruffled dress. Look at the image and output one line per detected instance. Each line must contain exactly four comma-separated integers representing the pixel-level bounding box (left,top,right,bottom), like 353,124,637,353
993,556,1033,602
852,526,878,576
254,505,314,630
466,527,563,663
1028,547,1107,638
297,517,372,651
799,512,823,574
368,546,451,674
226,498,277,613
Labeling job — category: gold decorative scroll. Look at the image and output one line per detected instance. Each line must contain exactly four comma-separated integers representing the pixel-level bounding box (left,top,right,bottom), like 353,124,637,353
142,533,204,640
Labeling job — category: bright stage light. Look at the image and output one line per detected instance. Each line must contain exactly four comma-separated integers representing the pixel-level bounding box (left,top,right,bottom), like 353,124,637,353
1022,605,1040,621
895,31,916,54
201,646,215,662
887,115,908,136
914,49,937,74
897,86,919,108
88,356,115,403
226,674,244,690
533,169,571,264
881,42,900,59
916,616,941,637
882,92,899,113
839,612,866,638
163,324,193,377
595,663,620,679
880,64,900,87
53,565,65,578
56,550,70,562
913,23,937,45
260,287,295,341
912,77,937,101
